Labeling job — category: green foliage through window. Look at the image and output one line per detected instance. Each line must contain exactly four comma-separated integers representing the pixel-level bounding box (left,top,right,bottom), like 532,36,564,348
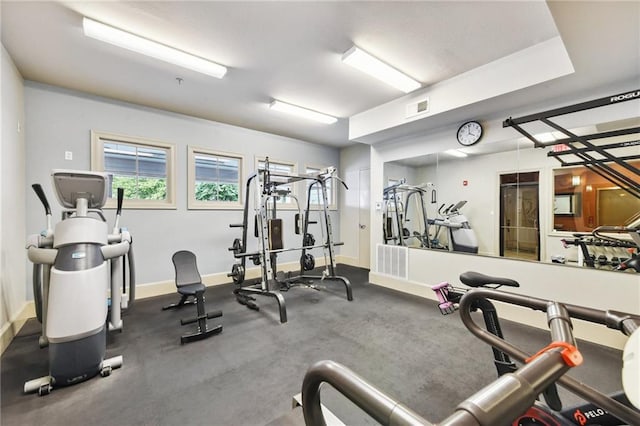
112,176,167,200
195,182,239,201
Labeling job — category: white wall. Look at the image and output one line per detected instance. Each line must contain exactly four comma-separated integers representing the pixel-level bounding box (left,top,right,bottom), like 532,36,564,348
339,143,370,265
24,82,341,292
383,162,417,187
371,248,639,349
1,45,27,349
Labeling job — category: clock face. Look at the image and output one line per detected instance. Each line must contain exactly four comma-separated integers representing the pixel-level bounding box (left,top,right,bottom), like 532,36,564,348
457,121,483,146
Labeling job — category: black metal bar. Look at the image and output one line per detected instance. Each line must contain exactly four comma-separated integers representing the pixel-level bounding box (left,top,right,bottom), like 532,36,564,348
236,286,287,323
549,151,640,162
586,164,640,198
503,89,640,127
298,275,353,301
507,121,546,148
541,118,639,184
538,119,640,198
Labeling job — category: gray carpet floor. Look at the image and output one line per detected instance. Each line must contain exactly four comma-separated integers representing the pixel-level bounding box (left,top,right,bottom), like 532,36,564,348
1,265,624,425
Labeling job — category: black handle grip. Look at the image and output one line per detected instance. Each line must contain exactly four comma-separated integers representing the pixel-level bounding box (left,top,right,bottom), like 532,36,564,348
32,184,51,215
116,188,124,214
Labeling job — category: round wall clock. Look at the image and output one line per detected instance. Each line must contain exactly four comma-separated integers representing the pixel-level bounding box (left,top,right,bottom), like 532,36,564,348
456,121,483,146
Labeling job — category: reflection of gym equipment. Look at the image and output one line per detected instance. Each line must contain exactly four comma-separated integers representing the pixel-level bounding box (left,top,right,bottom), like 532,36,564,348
163,250,223,344
382,178,479,253
382,180,434,248
228,158,352,323
301,288,640,425
24,170,135,396
429,201,479,253
560,223,639,272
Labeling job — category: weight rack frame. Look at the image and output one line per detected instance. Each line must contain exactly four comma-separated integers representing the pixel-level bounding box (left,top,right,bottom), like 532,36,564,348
228,159,352,323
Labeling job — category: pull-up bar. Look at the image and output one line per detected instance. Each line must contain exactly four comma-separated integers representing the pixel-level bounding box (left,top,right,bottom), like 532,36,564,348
503,89,640,199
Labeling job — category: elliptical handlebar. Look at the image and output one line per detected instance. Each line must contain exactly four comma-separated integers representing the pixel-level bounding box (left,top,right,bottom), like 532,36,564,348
32,184,51,216
116,187,124,216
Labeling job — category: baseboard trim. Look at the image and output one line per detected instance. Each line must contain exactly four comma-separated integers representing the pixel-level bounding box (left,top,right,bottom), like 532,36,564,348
335,255,360,268
136,258,330,300
1,301,36,355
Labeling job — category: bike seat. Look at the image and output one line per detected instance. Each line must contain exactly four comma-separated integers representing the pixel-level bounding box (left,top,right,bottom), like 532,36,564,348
459,271,519,288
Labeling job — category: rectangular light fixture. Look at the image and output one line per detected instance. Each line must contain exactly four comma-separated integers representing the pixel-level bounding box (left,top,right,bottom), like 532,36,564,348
83,17,227,79
269,100,337,124
342,46,420,93
444,149,468,158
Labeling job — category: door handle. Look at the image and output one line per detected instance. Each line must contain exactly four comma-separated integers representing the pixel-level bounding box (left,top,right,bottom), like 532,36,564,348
359,224,366,229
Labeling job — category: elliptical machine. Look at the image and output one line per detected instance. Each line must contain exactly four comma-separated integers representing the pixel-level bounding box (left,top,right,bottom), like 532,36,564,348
24,170,135,396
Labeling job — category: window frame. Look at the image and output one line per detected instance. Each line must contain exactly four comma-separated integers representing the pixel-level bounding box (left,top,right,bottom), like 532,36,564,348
255,156,298,210
305,164,337,210
91,130,176,209
188,145,244,210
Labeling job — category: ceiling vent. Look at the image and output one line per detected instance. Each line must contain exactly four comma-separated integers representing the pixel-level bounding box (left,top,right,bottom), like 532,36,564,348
406,98,429,119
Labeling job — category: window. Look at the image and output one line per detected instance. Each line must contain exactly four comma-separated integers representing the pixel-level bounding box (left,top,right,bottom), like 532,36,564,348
256,157,297,207
188,146,243,209
91,131,176,209
305,165,336,210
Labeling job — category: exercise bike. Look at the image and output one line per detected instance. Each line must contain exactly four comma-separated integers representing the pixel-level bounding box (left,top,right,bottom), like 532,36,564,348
301,288,640,425
432,272,640,425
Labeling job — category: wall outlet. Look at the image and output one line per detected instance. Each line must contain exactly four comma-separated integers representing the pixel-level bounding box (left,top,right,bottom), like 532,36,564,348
65,151,73,161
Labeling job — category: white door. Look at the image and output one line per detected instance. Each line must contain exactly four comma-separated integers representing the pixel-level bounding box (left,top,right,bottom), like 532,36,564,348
358,168,371,269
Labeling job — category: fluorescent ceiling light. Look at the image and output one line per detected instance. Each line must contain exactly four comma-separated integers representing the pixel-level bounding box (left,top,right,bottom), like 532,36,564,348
444,149,468,158
269,100,337,124
342,46,421,93
83,17,227,79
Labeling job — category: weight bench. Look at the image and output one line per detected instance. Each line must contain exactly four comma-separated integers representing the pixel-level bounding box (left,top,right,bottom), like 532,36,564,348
163,250,223,344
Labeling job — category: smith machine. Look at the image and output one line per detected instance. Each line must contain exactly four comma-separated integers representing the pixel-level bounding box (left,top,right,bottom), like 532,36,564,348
227,158,353,323
504,89,640,271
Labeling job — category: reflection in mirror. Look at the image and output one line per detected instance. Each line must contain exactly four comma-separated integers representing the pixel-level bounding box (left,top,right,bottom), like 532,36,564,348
500,171,540,261
382,154,438,248
383,150,485,255
382,116,639,273
553,161,640,232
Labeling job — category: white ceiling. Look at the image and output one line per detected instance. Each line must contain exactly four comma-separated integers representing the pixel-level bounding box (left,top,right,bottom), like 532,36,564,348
2,1,638,148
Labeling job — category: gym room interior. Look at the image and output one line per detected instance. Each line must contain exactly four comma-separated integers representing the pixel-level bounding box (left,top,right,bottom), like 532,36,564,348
1,1,639,425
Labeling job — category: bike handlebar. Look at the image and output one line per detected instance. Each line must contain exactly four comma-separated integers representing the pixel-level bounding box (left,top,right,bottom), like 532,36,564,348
301,288,640,426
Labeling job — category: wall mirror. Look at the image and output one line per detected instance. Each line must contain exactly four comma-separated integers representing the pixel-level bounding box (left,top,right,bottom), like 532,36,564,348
382,115,639,273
